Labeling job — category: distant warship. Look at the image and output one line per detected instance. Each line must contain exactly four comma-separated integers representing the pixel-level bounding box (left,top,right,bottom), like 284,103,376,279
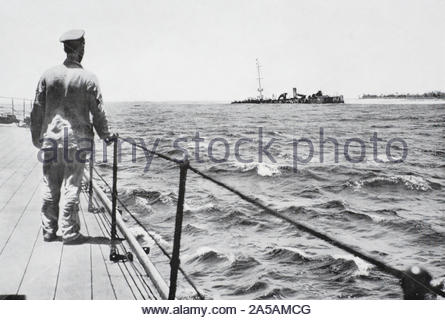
232,59,344,104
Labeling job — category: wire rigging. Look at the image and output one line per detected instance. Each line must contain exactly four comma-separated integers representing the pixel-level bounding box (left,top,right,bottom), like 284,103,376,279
110,135,445,299
91,166,205,300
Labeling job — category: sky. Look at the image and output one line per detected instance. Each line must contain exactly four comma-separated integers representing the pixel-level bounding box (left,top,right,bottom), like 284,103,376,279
0,0,444,101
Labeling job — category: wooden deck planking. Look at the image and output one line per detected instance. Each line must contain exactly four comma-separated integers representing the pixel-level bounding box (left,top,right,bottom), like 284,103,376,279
0,204,41,295
83,192,148,300
0,163,42,251
0,136,37,182
0,126,158,300
0,148,27,171
0,159,40,211
0,155,36,189
0,126,32,170
78,194,118,300
17,236,64,299
0,128,63,299
54,237,92,299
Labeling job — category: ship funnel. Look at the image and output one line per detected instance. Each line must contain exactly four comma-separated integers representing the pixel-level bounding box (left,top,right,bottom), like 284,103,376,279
293,88,297,99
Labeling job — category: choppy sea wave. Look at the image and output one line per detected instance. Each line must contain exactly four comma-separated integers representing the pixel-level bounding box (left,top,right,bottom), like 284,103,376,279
96,102,445,299
346,174,438,192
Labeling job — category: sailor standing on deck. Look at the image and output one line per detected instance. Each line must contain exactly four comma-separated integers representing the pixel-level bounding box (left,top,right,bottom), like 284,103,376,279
30,30,113,244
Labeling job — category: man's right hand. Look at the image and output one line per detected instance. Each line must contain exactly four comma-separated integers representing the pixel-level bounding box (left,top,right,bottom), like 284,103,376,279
104,133,118,146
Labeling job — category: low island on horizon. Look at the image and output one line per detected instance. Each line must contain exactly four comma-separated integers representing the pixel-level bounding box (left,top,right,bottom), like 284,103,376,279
360,91,445,99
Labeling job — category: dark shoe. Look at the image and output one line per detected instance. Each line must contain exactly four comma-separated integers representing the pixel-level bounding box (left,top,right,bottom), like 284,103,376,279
63,234,89,245
43,233,57,242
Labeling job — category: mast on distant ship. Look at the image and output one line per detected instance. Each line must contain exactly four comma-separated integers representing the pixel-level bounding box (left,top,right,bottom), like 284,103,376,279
256,58,264,100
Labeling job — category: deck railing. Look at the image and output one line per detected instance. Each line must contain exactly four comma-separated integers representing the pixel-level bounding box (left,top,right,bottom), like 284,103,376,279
87,134,445,300
0,96,33,120
7,94,442,299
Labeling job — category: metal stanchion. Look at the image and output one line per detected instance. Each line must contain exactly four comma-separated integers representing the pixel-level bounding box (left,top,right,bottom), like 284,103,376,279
107,134,133,263
111,135,118,240
168,160,189,300
88,149,94,212
109,134,119,261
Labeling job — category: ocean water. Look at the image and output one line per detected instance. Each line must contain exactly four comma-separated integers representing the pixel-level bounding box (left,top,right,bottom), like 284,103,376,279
95,101,445,299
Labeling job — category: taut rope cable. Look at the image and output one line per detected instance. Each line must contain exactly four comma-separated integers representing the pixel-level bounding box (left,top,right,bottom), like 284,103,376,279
92,167,172,260
117,196,205,300
0,95,33,101
91,166,205,300
115,135,445,298
119,136,181,164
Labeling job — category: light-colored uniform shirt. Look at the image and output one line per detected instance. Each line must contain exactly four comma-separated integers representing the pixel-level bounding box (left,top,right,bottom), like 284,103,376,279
31,58,110,149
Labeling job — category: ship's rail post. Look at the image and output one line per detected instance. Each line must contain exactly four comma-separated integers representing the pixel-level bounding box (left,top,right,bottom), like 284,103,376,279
168,160,189,300
88,143,94,212
108,134,120,261
111,134,119,240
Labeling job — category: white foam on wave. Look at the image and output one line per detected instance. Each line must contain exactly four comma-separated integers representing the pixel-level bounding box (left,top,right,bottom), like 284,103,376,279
257,163,281,176
134,197,156,210
397,175,432,191
279,247,371,276
363,213,386,223
350,174,432,191
184,201,215,212
281,246,312,259
332,254,372,276
183,246,235,263
195,246,217,256
232,161,282,177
